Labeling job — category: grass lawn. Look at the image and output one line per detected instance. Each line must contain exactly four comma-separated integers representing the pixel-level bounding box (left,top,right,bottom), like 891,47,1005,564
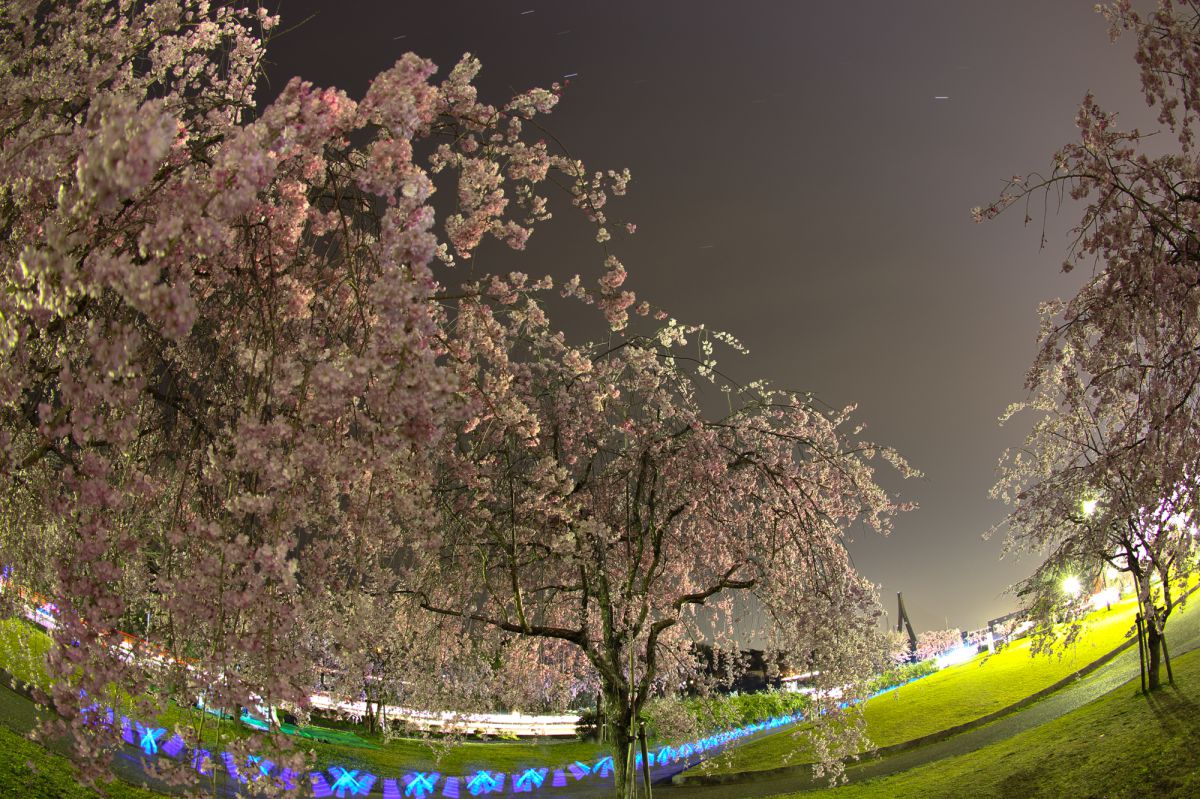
696,591,1171,776
0,722,167,799
769,647,1200,799
0,616,604,779
0,616,52,688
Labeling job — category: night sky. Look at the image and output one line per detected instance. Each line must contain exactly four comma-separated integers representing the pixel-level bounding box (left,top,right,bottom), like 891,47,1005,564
262,1,1156,633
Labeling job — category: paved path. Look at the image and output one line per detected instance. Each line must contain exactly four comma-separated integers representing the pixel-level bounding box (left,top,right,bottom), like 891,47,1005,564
658,602,1200,799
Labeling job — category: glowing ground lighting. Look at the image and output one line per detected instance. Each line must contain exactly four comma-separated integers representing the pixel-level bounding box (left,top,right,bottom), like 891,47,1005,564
135,724,165,755
466,770,504,795
328,767,376,798
221,751,249,784
513,767,547,792
401,771,439,798
1062,575,1083,598
10,582,849,799
935,645,977,669
192,749,212,776
1090,588,1120,611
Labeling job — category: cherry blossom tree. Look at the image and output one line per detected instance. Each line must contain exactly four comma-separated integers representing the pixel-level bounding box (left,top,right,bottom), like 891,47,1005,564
980,0,1200,690
0,0,633,785
0,3,912,796
913,629,962,662
403,299,915,792
883,630,914,665
992,357,1196,689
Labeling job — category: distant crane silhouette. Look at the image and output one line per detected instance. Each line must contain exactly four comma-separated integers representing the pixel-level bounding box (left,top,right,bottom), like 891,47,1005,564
897,592,918,658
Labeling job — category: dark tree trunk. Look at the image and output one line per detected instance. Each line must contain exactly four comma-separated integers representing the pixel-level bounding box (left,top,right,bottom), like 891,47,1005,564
1161,631,1174,684
1146,622,1163,691
1135,613,1147,694
603,689,635,798
365,694,380,735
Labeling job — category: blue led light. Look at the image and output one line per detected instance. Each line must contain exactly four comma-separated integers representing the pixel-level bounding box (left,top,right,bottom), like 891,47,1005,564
135,723,165,755
513,767,547,792
247,755,274,781
330,767,361,796
72,667,822,799
402,771,439,797
328,766,376,797
466,770,504,795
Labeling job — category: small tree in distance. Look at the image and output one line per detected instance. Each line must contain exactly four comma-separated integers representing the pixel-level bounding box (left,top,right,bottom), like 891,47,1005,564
914,629,963,662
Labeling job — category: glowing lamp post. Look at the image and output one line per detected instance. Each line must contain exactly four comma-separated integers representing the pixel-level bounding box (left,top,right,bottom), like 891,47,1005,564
1062,575,1082,599
1081,498,1098,518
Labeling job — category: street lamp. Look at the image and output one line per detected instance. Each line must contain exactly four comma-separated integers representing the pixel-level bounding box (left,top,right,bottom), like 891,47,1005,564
1062,575,1082,598
1081,498,1098,517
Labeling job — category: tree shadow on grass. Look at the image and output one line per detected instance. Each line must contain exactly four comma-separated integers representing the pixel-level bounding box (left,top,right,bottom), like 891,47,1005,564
1143,685,1200,738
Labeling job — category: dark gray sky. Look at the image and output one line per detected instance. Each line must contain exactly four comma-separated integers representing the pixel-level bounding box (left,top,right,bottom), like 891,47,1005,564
262,1,1156,632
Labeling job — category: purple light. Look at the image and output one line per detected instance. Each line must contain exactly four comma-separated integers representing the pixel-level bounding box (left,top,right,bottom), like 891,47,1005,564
222,751,248,784
276,767,300,791
192,749,212,776
161,734,186,758
311,772,334,798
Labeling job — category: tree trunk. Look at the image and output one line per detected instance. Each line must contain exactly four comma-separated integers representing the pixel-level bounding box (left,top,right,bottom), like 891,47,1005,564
603,690,635,798
1146,622,1163,691
365,694,379,735
1135,613,1147,694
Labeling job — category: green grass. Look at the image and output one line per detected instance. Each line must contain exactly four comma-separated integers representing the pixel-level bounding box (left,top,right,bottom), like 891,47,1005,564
0,617,52,688
0,719,164,799
768,647,1200,799
696,592,1159,776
